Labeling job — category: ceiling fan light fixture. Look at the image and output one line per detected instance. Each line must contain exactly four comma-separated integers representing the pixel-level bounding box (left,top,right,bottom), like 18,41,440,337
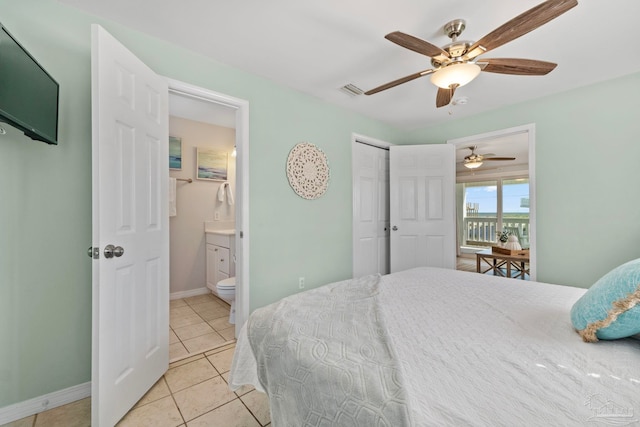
464,159,483,169
430,62,481,89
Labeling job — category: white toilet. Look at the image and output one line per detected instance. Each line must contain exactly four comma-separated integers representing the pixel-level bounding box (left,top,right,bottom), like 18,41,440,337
215,277,236,324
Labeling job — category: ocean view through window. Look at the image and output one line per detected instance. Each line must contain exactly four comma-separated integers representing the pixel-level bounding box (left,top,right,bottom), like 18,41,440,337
460,178,530,248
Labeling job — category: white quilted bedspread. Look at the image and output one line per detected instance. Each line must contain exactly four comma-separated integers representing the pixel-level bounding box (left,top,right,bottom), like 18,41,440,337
234,274,410,426
230,267,640,426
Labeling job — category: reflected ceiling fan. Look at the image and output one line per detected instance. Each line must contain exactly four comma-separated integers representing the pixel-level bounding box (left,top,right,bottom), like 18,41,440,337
365,0,578,107
462,146,515,169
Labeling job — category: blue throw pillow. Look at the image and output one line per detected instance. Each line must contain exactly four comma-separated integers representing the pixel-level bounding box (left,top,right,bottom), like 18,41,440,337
570,258,640,342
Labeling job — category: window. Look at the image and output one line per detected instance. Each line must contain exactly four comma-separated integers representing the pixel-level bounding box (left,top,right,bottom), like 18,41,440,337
459,178,529,248
502,178,530,248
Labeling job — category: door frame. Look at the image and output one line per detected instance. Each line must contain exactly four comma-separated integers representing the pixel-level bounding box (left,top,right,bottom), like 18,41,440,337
446,123,537,280
167,79,250,336
351,133,392,278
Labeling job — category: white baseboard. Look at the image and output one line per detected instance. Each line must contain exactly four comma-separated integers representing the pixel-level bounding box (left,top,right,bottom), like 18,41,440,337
170,286,210,300
0,381,91,425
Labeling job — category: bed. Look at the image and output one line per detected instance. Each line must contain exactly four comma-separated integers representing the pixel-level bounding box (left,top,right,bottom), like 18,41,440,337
229,266,640,426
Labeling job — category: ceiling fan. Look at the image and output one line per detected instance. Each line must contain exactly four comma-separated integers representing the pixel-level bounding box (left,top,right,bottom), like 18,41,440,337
462,146,515,169
365,0,578,107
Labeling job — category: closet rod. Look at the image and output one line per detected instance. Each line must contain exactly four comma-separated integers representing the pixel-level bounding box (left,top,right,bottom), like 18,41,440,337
177,178,193,183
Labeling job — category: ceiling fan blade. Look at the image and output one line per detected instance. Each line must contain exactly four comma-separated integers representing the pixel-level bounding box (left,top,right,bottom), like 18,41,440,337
479,58,557,75
436,86,456,108
365,69,434,95
465,0,578,59
483,157,516,161
386,31,450,59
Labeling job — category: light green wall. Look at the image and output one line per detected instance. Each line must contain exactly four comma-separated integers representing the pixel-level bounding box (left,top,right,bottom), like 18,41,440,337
403,72,640,288
2,0,640,411
0,0,403,408
0,0,94,409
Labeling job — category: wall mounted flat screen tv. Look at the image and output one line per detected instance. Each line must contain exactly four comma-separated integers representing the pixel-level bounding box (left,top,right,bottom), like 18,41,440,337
0,22,59,145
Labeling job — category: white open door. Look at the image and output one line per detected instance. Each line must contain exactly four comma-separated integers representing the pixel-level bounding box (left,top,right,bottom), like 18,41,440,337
91,25,169,426
390,144,456,273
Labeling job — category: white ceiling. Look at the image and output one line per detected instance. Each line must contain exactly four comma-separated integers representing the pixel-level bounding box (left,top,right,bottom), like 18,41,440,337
168,91,236,129
59,0,640,131
454,132,529,175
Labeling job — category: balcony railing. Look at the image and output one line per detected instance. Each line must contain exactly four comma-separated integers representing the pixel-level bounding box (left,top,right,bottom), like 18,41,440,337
463,217,529,248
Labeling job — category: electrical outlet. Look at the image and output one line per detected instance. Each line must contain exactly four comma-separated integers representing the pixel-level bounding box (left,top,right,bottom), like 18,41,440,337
214,212,220,220
298,277,305,289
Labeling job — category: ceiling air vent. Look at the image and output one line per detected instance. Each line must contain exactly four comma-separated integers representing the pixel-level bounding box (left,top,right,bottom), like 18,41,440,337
339,83,364,97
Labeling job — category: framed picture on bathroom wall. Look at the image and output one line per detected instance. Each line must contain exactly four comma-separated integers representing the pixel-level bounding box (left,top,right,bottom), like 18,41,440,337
196,147,228,181
169,136,182,170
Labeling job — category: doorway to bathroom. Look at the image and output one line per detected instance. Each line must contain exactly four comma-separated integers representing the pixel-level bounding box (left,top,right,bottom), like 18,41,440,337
167,80,249,359
90,26,249,425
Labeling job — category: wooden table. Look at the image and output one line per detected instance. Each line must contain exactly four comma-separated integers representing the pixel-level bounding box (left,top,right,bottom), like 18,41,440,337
476,249,530,280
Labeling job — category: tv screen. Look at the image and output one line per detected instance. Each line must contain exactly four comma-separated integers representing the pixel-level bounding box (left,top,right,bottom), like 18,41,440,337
0,22,59,145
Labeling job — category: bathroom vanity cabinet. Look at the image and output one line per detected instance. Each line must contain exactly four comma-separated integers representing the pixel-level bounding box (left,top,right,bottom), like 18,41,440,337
205,230,235,294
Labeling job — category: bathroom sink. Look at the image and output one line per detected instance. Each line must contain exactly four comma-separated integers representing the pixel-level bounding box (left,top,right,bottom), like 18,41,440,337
204,221,235,235
206,228,235,235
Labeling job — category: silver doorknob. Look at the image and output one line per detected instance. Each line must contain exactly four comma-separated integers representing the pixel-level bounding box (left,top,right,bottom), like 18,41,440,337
104,244,125,259
392,226,398,231
87,247,93,258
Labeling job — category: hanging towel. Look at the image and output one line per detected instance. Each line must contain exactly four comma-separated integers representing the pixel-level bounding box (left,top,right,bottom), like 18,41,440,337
217,182,227,202
169,177,177,217
226,183,235,205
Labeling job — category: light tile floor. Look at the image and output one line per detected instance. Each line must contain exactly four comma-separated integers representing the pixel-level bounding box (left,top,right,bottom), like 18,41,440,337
3,343,271,426
170,293,235,361
2,294,268,427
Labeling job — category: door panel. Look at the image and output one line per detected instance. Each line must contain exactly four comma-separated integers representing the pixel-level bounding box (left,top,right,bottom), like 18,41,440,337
426,235,445,267
92,24,169,427
395,235,418,272
399,177,417,219
390,144,455,273
426,178,443,219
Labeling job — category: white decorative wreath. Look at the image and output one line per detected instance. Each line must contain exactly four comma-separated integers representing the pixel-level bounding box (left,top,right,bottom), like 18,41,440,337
286,142,330,200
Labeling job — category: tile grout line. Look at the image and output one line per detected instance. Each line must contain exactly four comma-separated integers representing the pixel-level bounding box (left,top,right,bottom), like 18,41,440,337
165,300,240,423
237,393,266,427
170,295,235,362
170,361,239,426
166,376,188,427
136,349,236,425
